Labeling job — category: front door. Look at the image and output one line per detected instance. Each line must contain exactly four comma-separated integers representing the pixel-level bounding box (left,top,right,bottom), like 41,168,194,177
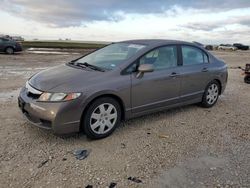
131,45,181,114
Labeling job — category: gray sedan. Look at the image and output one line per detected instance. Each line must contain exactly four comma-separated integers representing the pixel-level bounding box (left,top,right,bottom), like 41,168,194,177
18,40,228,139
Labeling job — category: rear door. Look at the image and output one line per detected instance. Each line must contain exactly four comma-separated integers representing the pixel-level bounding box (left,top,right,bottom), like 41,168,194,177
179,45,211,102
131,45,182,114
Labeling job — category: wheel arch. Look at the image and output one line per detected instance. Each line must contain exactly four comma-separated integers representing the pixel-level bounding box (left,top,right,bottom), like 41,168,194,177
212,78,222,95
79,93,126,131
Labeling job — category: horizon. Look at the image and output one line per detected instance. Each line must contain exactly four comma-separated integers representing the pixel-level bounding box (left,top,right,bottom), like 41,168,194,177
2,36,250,46
1,1,250,44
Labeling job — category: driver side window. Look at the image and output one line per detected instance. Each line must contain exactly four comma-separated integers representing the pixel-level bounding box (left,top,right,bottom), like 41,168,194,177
139,46,177,70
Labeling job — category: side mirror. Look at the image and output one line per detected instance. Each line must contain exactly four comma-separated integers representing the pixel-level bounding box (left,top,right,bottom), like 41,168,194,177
136,64,154,78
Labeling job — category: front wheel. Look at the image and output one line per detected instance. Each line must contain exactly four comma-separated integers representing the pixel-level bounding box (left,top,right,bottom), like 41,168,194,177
82,97,121,139
201,81,220,108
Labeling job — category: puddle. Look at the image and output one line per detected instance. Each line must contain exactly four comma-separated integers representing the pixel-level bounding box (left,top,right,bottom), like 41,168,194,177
27,51,80,55
26,48,80,55
34,67,48,70
0,89,20,102
28,48,65,51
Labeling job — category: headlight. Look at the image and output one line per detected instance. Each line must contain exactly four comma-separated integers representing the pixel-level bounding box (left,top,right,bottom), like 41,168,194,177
38,92,81,102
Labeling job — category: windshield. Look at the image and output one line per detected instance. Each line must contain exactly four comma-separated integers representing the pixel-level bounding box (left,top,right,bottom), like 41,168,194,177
75,43,147,70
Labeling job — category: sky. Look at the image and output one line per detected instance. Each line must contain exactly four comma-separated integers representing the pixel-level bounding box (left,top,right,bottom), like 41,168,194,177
0,0,250,44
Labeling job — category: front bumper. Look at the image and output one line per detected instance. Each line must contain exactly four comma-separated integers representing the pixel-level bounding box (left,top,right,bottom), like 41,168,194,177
18,87,82,135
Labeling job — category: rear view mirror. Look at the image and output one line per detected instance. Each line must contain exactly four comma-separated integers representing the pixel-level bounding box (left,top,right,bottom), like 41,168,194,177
136,64,154,78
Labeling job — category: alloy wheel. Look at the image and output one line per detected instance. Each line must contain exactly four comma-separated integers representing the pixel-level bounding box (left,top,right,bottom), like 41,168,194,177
206,84,219,105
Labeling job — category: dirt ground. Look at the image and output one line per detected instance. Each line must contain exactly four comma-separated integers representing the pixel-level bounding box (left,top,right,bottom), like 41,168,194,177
0,50,249,188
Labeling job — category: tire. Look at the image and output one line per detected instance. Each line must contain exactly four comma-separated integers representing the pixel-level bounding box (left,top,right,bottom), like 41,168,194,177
5,47,14,54
82,97,121,139
201,80,220,108
244,75,250,84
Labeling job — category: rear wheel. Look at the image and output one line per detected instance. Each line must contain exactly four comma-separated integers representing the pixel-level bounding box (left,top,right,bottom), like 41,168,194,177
244,75,250,84
201,80,220,108
83,97,121,139
5,47,14,54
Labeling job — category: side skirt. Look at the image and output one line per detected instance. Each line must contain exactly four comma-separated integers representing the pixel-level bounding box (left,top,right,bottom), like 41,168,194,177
126,97,201,120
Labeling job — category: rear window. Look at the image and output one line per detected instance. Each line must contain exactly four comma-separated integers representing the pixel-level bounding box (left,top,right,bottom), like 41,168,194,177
182,46,209,65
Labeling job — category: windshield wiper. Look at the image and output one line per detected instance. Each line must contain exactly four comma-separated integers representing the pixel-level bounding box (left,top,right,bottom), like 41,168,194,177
75,62,105,72
68,60,75,65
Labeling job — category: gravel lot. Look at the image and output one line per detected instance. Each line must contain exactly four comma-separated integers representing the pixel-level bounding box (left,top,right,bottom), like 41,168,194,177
0,50,249,188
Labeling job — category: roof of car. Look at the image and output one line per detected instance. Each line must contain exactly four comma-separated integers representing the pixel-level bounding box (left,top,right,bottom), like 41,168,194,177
120,39,195,46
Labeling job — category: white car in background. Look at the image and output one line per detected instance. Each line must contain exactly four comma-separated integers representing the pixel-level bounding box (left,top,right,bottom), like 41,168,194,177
218,44,237,51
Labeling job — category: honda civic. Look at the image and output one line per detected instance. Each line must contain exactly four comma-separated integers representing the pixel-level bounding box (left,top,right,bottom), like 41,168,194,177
18,40,228,139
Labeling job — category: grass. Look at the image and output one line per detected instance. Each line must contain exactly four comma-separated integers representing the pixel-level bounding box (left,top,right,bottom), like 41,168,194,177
21,41,108,49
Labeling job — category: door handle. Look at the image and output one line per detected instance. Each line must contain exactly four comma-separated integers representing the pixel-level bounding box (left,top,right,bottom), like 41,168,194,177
202,68,208,72
170,72,179,77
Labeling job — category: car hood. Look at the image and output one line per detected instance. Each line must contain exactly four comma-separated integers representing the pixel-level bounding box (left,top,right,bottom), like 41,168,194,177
29,64,106,92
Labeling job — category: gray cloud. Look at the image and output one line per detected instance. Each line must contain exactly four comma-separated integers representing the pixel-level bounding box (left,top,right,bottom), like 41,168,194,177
181,16,250,32
2,0,250,27
182,23,219,31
